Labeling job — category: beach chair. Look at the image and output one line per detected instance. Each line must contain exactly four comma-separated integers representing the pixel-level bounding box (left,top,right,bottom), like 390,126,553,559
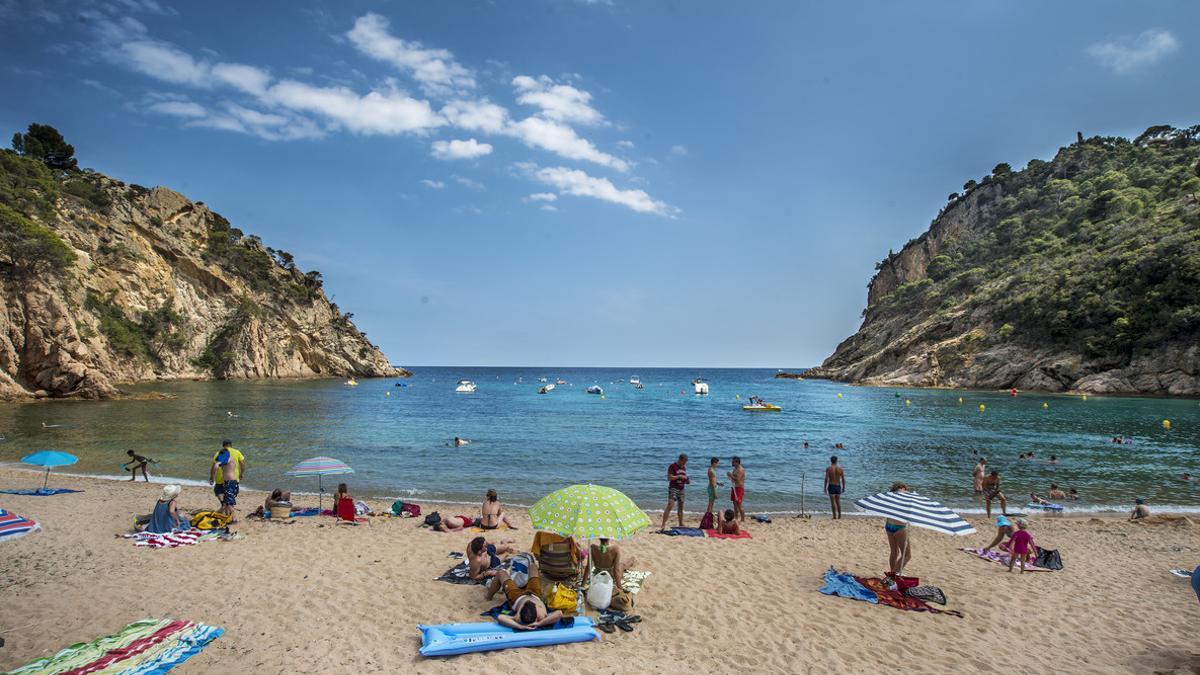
538,541,581,582
335,497,366,525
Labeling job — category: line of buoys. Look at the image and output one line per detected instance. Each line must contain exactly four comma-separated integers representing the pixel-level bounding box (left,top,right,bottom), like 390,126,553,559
1163,419,1171,429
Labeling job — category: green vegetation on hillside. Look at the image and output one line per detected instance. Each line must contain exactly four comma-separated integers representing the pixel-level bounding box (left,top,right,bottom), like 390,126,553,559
0,148,75,278
85,292,186,362
872,124,1200,360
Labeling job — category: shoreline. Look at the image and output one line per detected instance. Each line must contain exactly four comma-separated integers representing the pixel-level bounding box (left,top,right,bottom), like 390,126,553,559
796,374,1200,400
7,465,1198,518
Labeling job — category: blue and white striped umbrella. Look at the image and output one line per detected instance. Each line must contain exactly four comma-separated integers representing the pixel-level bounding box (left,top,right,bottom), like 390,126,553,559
854,490,976,536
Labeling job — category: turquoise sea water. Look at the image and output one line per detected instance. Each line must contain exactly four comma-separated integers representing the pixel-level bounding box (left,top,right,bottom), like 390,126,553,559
1,367,1197,513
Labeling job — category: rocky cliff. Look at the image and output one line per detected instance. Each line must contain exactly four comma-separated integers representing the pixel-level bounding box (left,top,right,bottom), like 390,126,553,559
806,125,1200,395
0,148,405,401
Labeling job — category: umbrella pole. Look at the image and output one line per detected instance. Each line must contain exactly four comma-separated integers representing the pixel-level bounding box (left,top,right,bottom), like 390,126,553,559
43,468,50,490
318,474,324,512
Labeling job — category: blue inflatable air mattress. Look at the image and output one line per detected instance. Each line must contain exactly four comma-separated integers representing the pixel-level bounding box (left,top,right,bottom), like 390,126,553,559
418,617,599,657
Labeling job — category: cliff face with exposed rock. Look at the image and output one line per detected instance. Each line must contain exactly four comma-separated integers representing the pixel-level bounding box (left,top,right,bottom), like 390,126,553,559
806,126,1200,395
1,151,405,401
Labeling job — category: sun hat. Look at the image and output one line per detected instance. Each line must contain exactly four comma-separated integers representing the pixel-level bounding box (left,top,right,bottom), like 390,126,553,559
996,515,1011,527
161,484,181,501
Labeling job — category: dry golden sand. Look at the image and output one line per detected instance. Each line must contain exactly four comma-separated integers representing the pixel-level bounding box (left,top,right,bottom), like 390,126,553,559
0,469,1197,674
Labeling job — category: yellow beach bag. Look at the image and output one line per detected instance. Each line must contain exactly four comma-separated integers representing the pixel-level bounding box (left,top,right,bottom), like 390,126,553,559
545,583,578,614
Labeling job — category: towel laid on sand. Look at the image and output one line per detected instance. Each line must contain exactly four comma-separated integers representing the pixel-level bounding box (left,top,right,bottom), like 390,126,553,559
703,529,752,539
660,527,705,537
855,575,964,618
819,569,877,603
0,508,41,542
621,570,650,594
959,547,1052,572
0,487,82,496
437,558,510,585
119,529,229,548
7,617,223,674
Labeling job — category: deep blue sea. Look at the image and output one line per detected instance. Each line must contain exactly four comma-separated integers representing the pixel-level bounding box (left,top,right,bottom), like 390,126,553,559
2,367,1198,513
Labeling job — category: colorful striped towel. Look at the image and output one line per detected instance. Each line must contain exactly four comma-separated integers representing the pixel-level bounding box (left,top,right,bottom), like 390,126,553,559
120,529,207,548
959,547,1052,572
8,618,223,674
0,508,41,542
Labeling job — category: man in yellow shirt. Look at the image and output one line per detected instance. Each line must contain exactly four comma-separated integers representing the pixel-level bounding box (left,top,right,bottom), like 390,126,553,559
209,440,246,517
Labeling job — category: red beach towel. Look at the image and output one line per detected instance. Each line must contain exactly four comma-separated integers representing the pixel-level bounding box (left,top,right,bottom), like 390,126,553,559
703,529,752,539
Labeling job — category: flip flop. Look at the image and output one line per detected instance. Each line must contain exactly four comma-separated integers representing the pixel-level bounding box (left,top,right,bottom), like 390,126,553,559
624,615,642,624
615,619,635,632
598,622,616,633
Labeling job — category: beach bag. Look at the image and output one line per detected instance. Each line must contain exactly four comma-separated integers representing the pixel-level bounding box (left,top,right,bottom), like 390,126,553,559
424,512,442,527
546,583,578,614
402,503,421,517
894,575,920,591
510,552,534,588
189,510,231,530
587,570,614,610
1034,548,1063,570
391,500,406,516
355,500,371,516
699,511,715,530
609,585,634,612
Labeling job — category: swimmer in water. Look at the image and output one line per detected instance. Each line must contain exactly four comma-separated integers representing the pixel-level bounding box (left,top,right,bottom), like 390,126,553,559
453,437,471,447
1179,474,1194,482
1048,455,1059,465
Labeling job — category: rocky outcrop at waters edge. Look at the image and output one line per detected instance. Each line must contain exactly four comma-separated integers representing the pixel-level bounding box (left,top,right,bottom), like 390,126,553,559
805,125,1200,395
1,155,405,400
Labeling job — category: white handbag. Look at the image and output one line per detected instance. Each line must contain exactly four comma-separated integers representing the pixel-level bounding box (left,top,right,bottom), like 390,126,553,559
587,570,614,610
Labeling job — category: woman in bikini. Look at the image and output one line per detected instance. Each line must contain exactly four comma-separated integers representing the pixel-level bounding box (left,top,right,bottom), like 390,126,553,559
885,482,912,576
480,489,518,530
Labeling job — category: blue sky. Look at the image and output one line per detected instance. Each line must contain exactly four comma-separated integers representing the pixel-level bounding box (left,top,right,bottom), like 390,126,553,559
2,1,1198,368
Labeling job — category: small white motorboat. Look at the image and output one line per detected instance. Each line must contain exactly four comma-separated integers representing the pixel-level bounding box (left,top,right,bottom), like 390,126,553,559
555,379,567,385
539,384,556,394
693,378,709,395
538,377,548,383
630,376,641,386
586,385,604,395
455,380,477,393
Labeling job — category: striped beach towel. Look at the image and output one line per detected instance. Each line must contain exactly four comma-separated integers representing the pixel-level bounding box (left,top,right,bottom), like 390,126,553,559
0,508,41,542
8,618,224,674
121,529,205,548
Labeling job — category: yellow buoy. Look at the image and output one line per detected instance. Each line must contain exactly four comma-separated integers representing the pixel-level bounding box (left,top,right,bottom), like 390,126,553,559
979,404,986,412
736,394,740,400
905,399,911,406
1082,394,1088,401
386,391,391,396
1042,402,1048,409
958,397,963,404
837,393,843,399
1163,419,1171,429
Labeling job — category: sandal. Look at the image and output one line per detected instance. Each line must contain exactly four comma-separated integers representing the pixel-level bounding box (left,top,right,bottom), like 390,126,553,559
598,621,616,633
623,615,642,624
615,619,634,633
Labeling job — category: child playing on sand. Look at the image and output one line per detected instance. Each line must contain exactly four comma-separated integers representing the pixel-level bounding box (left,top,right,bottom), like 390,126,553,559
123,450,153,482
719,509,740,535
1007,519,1036,573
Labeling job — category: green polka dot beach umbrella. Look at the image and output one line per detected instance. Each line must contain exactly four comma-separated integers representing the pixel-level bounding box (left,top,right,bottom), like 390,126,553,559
529,484,651,541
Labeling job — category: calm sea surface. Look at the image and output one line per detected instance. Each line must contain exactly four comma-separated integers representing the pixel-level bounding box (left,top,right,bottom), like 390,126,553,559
1,367,1197,513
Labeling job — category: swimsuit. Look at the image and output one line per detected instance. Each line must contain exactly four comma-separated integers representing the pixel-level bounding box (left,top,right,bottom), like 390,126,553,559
1009,530,1034,555
984,487,1001,500
485,543,502,569
827,484,842,496
668,487,685,503
222,479,239,506
884,522,906,534
707,484,717,501
730,486,744,504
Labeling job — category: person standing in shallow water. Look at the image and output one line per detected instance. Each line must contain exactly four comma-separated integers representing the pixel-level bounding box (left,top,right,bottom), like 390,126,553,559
824,456,845,519
660,453,689,530
728,456,746,522
973,457,987,494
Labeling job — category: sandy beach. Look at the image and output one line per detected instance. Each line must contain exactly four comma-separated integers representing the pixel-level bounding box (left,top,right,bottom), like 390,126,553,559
0,468,1197,674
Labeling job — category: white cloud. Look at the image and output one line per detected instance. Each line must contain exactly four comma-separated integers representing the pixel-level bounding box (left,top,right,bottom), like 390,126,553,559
212,63,270,95
119,40,211,86
441,99,509,133
670,144,688,156
266,79,443,135
1086,29,1180,74
452,174,485,190
346,13,474,97
507,116,628,171
540,204,559,212
524,192,558,202
149,100,206,118
617,140,634,149
512,75,604,125
420,179,445,189
431,138,493,160
532,166,677,216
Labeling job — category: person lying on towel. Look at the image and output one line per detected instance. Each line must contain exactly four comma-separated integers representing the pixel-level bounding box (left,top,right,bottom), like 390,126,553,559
486,557,563,630
719,509,741,535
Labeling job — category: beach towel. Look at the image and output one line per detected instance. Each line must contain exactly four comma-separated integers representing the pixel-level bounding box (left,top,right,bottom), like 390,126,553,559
1169,568,1193,578
959,547,1052,572
704,529,752,539
0,508,41,542
121,529,206,548
7,617,223,674
621,570,650,594
437,559,510,585
819,569,877,603
905,585,947,605
660,527,705,537
855,575,963,617
0,487,82,496
270,506,319,518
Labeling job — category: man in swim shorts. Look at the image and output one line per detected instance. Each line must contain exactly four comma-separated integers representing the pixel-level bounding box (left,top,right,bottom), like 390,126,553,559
706,457,720,517
209,440,244,520
467,536,514,581
728,456,746,522
981,470,1007,518
487,557,563,629
824,455,845,519
659,454,689,530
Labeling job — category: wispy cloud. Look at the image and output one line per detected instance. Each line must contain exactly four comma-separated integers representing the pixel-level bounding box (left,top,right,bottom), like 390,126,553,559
431,138,493,160
532,166,678,217
512,75,604,126
345,12,474,97
670,144,688,156
507,116,628,171
1086,29,1180,74
523,192,558,202
616,140,634,149
452,174,485,190
148,99,206,118
420,179,445,189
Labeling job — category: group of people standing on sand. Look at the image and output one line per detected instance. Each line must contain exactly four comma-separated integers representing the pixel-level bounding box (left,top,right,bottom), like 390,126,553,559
658,453,746,532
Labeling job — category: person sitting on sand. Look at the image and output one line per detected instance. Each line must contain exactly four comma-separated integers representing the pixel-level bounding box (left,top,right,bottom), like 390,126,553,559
335,483,353,503
982,515,1015,552
434,514,477,532
1129,498,1150,520
252,489,293,518
718,508,740,535
480,489,518,530
591,538,634,590
1048,484,1067,500
123,450,153,482
487,557,563,630
1007,519,1037,573
884,482,912,576
468,536,514,581
981,470,1008,517
145,484,187,534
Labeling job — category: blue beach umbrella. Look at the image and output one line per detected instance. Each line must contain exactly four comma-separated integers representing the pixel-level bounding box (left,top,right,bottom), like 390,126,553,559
21,450,78,490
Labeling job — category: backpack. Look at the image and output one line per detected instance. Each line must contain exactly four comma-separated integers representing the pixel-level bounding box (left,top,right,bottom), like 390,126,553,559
392,500,422,517
609,586,634,612
424,512,442,527
699,511,715,530
1034,548,1063,570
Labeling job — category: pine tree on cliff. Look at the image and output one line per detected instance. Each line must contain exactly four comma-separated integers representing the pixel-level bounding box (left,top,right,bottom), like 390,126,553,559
11,123,78,172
